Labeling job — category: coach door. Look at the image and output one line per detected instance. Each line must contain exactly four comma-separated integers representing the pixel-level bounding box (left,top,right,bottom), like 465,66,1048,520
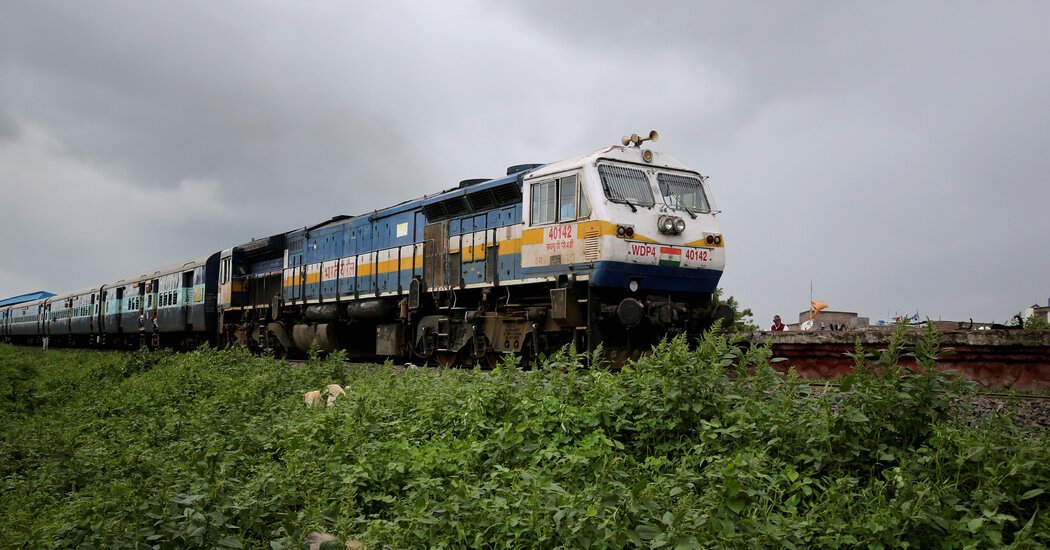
114,287,124,332
137,282,146,331
41,303,49,336
182,271,194,328
103,290,111,333
149,279,160,332
423,221,449,291
90,292,97,337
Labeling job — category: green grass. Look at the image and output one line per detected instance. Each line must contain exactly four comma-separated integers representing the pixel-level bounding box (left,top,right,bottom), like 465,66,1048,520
0,327,1048,549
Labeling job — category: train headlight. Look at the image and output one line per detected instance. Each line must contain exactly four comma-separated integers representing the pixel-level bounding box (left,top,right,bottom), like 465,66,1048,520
659,215,685,235
659,215,675,234
617,225,626,236
628,279,639,292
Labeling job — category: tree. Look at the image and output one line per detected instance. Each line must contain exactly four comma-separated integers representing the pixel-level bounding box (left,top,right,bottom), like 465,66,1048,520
713,288,758,332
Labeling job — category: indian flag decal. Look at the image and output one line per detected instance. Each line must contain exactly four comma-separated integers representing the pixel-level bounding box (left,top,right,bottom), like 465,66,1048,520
658,246,682,267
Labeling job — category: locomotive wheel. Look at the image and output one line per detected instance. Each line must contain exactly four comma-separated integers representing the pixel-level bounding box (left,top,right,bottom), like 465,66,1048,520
264,339,289,359
435,351,458,369
484,351,505,369
605,347,637,369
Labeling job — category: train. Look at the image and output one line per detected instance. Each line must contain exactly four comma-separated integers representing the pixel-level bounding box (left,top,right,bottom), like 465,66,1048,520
1,132,730,365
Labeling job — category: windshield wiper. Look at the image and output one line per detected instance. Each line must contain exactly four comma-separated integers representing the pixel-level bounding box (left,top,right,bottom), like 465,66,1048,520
603,184,638,212
679,201,697,219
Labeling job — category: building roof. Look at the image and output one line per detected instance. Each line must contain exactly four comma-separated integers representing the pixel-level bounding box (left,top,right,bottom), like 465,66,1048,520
0,291,56,307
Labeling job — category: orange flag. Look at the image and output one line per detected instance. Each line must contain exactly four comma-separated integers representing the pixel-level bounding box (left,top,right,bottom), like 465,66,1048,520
809,300,828,320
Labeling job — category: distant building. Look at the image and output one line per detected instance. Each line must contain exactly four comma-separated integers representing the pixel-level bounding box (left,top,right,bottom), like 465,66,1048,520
795,310,868,330
1023,304,1050,325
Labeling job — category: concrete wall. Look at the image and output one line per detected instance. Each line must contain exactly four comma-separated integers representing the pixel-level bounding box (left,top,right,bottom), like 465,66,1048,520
752,328,1050,389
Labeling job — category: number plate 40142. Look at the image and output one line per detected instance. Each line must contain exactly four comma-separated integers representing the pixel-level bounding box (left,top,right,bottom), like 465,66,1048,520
682,247,711,267
626,243,713,268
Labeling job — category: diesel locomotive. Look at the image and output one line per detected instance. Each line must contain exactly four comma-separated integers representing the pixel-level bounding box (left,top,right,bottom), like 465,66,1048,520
1,133,730,365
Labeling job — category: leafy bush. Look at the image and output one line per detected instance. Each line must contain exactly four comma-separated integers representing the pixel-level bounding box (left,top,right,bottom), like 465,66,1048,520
0,327,1047,548
1024,315,1050,330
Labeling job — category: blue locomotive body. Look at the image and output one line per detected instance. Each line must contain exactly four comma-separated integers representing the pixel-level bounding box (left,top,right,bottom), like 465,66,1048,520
215,141,727,364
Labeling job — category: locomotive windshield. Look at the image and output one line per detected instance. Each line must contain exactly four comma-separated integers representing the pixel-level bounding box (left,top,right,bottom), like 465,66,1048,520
657,173,710,214
597,165,655,207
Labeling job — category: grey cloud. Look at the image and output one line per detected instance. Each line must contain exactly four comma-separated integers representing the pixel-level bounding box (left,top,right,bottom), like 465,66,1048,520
0,110,19,142
1,0,1048,325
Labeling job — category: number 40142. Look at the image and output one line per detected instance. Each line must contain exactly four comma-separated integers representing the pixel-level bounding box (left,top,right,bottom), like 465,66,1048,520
547,225,572,240
685,249,708,261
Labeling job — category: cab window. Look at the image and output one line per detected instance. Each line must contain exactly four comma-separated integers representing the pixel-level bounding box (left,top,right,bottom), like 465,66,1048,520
657,173,710,213
597,164,655,207
530,180,557,225
557,176,576,221
530,174,588,226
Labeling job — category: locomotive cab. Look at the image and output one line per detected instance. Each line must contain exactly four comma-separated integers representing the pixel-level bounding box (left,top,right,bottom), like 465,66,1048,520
520,141,727,354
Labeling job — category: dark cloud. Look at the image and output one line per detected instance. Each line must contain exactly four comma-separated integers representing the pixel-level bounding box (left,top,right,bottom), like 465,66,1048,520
0,110,19,142
1,1,1048,325
496,2,1050,322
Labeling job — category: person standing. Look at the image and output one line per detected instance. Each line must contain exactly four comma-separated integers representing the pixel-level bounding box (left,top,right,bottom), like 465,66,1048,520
770,315,787,331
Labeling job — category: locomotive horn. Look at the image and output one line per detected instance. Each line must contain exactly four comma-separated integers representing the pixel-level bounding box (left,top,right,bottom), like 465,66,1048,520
621,130,660,147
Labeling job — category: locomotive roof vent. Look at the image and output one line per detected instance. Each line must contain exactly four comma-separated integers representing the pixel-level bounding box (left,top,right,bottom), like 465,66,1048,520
459,178,489,188
506,163,544,176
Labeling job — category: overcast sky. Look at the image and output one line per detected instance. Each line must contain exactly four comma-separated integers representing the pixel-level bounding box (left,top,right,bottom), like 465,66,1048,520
2,1,1048,325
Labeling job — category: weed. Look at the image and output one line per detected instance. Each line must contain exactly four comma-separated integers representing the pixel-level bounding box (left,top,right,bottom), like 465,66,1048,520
0,329,1047,548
